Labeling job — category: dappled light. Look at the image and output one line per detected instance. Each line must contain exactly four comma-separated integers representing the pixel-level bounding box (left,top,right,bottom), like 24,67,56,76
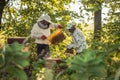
0,0,120,80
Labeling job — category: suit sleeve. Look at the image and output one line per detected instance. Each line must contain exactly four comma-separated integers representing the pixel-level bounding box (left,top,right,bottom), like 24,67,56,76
49,23,59,29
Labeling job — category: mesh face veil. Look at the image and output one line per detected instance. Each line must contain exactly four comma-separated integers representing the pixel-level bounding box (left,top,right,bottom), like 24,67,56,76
37,22,49,29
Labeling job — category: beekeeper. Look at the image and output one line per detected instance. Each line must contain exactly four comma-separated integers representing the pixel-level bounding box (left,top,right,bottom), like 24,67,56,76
31,14,62,59
65,22,87,54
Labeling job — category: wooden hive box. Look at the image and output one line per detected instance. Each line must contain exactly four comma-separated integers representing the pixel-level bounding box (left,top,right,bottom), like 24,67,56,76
7,37,26,44
47,29,66,45
7,37,29,52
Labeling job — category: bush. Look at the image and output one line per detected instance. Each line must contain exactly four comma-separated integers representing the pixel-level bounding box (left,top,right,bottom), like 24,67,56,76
0,42,30,80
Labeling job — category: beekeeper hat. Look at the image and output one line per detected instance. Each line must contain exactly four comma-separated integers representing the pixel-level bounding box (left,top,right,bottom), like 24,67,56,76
37,14,52,24
66,22,76,30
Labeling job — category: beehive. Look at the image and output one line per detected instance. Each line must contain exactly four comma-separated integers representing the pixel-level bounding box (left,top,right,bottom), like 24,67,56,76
7,37,26,44
47,29,66,45
7,37,29,52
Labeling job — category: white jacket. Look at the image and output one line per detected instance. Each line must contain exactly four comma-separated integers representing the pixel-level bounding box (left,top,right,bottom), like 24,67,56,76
31,23,57,44
67,28,87,53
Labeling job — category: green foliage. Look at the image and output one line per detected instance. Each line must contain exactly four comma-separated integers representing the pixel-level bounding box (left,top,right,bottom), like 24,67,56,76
50,43,67,58
30,59,45,79
102,20,120,80
55,19,120,80
81,0,103,12
0,0,120,80
42,68,54,80
0,42,30,80
67,49,106,80
1,0,77,37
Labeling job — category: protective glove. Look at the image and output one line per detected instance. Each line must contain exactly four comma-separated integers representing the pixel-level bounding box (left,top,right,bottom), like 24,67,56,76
65,48,74,54
57,24,63,29
41,35,47,40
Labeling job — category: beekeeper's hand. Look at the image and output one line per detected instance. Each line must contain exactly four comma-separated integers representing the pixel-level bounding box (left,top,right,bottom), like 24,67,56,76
65,48,74,54
41,35,47,40
57,24,63,29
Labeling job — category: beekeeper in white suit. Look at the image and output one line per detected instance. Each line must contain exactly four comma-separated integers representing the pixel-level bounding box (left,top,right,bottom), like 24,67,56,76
31,14,62,59
65,22,87,54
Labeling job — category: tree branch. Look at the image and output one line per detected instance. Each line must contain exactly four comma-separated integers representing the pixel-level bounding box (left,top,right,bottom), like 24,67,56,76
6,0,10,4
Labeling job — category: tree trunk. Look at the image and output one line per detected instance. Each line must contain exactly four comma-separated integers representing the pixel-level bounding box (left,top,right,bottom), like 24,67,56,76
94,9,102,40
0,0,9,29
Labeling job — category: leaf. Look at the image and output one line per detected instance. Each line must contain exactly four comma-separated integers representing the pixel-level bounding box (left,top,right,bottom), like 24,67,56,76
88,55,104,65
70,64,85,72
5,45,13,54
11,42,24,52
88,64,106,77
71,56,85,66
21,52,30,57
13,59,29,68
71,73,90,80
81,49,96,62
43,68,54,80
7,66,27,80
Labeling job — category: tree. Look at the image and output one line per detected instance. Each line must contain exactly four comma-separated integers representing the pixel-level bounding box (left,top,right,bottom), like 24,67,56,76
94,3,102,39
81,0,103,40
0,0,9,29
